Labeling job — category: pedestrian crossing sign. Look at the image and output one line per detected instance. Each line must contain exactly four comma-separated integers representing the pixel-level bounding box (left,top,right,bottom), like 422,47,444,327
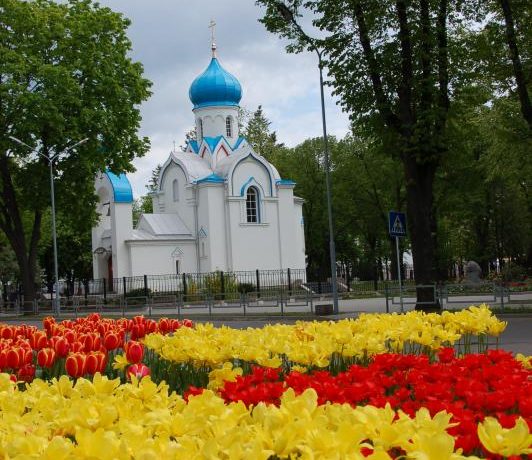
389,211,407,237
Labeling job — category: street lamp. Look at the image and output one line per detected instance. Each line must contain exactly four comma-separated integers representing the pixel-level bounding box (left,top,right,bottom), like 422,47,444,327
9,136,88,314
274,2,339,313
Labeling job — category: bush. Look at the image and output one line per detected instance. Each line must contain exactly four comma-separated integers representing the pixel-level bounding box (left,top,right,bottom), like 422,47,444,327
237,283,255,294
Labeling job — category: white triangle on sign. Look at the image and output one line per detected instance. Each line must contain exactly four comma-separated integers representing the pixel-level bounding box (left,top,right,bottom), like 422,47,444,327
392,216,404,234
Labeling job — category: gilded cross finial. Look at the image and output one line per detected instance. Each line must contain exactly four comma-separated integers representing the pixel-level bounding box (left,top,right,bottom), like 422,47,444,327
209,19,217,57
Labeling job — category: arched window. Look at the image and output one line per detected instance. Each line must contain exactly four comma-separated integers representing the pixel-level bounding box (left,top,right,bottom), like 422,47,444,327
172,179,179,202
198,118,203,140
225,116,232,138
246,187,259,223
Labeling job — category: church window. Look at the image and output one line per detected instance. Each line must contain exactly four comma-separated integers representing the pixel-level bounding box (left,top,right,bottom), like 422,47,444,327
172,179,179,202
246,187,259,223
175,260,180,274
198,118,203,140
225,116,232,138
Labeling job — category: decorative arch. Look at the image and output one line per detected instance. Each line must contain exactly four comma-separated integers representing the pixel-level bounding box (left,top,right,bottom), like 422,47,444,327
239,176,266,197
158,155,190,192
229,153,275,197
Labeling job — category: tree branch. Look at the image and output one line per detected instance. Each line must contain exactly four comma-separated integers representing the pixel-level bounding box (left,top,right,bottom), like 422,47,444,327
395,0,414,132
351,0,400,132
498,0,532,129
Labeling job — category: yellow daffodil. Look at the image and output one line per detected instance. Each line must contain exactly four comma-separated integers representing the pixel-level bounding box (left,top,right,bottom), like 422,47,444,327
478,416,532,457
112,354,129,371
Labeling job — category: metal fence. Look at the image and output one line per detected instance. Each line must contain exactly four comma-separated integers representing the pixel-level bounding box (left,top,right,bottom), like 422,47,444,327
1,275,530,317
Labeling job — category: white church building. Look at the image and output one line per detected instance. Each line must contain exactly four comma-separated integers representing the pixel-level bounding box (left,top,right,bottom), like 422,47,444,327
92,45,306,281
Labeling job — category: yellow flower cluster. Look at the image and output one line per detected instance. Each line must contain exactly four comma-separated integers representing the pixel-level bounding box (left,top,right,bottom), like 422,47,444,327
2,372,522,459
144,305,506,369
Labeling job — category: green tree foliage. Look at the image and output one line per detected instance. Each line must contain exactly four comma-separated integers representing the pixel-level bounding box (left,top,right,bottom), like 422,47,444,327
0,0,151,300
244,105,283,161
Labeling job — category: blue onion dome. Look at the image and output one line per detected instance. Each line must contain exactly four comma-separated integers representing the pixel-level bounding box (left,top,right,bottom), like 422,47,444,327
189,57,242,109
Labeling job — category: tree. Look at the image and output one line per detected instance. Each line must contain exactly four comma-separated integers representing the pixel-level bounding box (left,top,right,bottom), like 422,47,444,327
244,105,283,160
0,0,151,301
258,0,468,308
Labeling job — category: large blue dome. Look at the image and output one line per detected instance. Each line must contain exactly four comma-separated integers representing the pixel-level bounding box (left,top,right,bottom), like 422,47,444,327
189,58,242,109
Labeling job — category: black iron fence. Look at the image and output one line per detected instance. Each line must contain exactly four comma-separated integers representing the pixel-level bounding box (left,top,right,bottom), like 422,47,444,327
1,273,530,317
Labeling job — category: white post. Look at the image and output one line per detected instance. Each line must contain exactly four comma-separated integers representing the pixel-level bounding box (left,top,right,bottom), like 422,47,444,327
396,236,404,313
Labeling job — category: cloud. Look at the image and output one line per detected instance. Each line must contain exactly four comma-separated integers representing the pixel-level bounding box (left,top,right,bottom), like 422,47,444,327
97,0,350,197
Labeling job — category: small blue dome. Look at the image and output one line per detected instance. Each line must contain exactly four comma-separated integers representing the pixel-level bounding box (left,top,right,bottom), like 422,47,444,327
189,58,242,109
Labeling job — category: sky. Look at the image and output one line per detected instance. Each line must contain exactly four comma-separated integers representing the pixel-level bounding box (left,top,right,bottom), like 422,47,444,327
97,0,351,197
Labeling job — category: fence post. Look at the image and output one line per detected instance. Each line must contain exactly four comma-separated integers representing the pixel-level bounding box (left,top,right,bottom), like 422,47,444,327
103,278,107,303
182,273,187,297
220,271,225,296
287,268,292,296
144,274,148,298
256,269,261,299
123,277,127,297
500,282,505,312
385,283,389,313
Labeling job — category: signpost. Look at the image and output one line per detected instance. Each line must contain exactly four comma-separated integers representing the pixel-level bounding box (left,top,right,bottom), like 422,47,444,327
389,211,407,312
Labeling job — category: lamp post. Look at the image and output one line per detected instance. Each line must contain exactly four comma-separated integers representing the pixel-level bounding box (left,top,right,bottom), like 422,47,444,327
9,136,88,314
274,2,339,313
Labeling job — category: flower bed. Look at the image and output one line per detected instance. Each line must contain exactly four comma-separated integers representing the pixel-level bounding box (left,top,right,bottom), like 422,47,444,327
0,313,192,382
0,307,530,459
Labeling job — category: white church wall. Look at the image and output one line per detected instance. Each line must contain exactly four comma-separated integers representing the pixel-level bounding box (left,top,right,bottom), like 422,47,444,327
277,187,306,270
129,241,196,276
110,202,133,278
196,183,227,272
194,106,239,144
227,197,282,271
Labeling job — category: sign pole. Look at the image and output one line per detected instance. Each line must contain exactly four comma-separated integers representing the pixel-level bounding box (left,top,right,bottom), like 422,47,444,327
395,235,404,313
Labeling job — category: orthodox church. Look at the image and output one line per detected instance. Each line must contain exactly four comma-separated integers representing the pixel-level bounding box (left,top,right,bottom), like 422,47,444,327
91,42,306,280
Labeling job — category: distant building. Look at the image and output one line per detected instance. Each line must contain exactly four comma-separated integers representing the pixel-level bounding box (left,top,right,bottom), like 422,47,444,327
92,44,306,281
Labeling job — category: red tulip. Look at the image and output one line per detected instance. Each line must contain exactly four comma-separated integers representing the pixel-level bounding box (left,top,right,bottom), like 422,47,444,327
6,348,20,369
124,341,144,364
158,318,170,334
0,349,7,369
127,363,150,380
84,352,99,375
16,363,35,383
183,319,193,328
30,331,48,350
103,332,120,351
52,337,70,357
65,353,86,378
64,330,76,344
131,324,145,340
0,326,13,340
37,348,56,368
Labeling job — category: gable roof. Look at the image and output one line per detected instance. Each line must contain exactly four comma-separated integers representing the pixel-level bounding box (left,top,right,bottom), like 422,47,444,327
136,213,192,237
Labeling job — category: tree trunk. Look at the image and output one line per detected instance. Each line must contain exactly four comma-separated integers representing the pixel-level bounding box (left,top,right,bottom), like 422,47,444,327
0,155,42,304
404,157,440,310
499,0,532,129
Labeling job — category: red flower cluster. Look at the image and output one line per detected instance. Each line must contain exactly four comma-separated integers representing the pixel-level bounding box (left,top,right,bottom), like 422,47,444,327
0,314,193,381
218,349,532,456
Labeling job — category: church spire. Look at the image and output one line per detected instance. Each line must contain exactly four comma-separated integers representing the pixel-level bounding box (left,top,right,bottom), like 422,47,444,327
209,19,217,58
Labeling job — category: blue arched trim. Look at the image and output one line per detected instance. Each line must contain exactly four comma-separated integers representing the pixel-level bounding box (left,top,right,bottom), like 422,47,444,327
105,171,133,203
230,153,273,196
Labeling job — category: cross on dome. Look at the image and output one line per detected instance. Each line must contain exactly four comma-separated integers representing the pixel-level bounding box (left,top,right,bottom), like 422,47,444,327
209,19,217,57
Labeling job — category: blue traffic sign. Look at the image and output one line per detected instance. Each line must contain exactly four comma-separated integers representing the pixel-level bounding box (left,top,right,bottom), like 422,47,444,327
389,211,407,237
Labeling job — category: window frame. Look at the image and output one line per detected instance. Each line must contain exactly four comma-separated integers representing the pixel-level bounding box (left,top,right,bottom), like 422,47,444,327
225,116,232,138
245,186,260,223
